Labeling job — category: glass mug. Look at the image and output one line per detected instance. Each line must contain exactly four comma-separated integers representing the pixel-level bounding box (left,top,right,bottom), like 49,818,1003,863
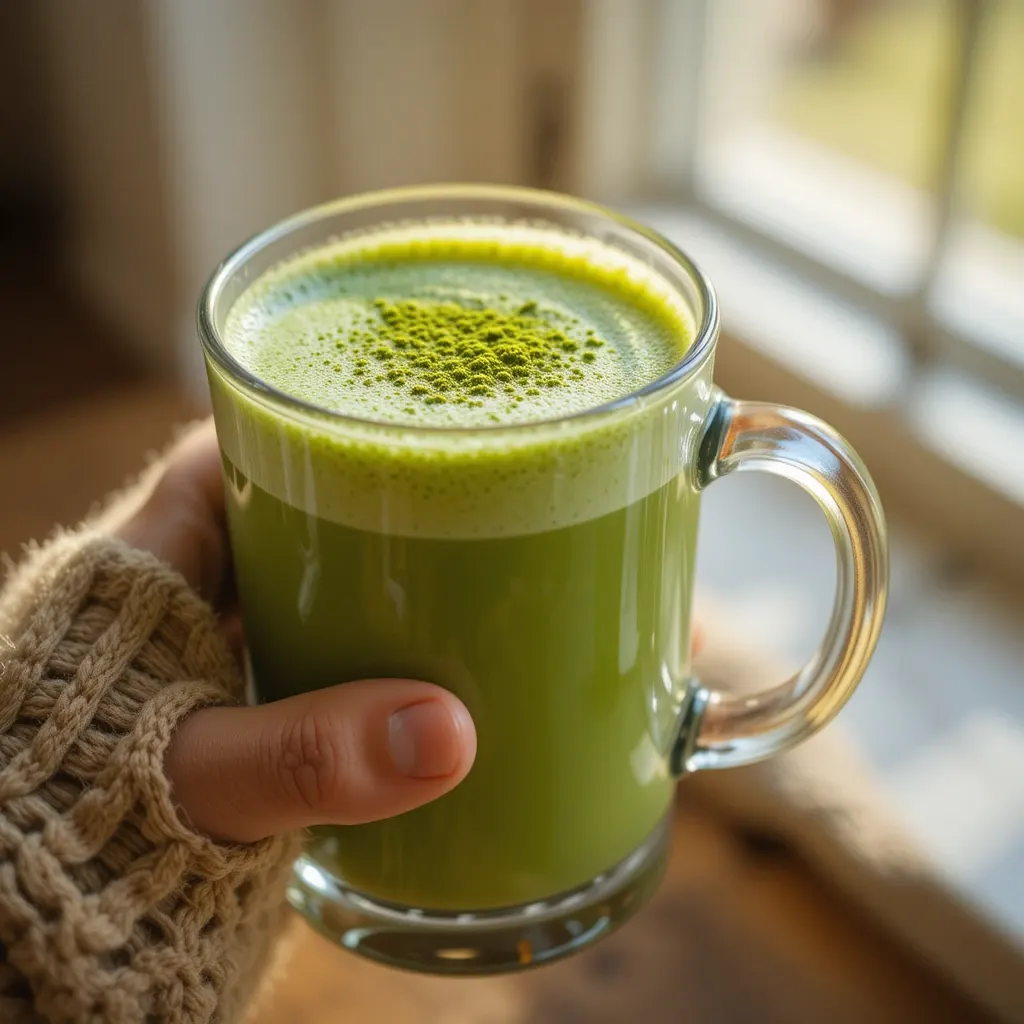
199,185,887,975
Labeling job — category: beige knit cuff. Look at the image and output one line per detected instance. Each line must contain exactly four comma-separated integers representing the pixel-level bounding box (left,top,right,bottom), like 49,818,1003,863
0,535,300,1024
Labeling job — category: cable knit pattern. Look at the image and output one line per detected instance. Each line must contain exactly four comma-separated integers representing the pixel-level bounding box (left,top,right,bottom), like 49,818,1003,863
0,533,301,1023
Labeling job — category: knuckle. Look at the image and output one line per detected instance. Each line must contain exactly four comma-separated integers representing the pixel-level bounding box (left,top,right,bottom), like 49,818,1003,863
270,707,350,813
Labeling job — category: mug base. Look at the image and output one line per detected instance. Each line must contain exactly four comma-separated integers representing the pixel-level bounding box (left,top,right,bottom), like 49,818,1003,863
286,812,673,976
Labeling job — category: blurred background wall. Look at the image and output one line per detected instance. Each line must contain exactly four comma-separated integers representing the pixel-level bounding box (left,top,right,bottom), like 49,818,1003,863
3,0,587,389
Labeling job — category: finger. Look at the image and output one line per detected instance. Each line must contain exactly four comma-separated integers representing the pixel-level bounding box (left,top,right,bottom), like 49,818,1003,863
159,419,226,523
165,679,477,844
118,420,229,602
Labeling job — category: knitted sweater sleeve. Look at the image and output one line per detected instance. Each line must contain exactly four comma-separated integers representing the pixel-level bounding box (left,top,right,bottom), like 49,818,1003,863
0,531,302,1024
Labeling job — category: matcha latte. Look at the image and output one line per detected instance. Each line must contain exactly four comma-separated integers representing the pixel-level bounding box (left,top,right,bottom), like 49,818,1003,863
208,221,713,910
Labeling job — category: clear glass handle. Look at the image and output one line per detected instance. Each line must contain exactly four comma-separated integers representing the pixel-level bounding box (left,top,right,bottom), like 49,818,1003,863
673,392,888,773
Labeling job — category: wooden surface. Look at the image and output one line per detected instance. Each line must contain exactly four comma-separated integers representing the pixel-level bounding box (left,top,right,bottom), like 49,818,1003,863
253,791,992,1024
0,384,998,1024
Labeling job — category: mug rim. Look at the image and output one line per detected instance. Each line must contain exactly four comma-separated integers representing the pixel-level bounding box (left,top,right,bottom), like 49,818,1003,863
198,183,720,437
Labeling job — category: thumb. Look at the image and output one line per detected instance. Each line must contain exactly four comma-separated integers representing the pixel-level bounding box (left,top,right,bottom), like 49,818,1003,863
164,680,477,844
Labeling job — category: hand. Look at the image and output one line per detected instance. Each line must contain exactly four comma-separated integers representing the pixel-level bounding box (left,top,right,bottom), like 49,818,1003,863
118,420,708,845
117,420,477,844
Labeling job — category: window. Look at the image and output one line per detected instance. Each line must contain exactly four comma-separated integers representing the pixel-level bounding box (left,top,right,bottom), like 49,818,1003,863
573,2,1024,956
579,0,1024,580
931,0,1024,378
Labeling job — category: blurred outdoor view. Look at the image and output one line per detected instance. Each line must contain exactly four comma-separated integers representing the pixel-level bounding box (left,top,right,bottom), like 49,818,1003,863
643,0,1024,980
776,0,1024,240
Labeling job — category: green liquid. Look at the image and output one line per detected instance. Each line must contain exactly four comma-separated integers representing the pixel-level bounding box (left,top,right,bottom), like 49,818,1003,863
212,224,711,909
225,464,695,908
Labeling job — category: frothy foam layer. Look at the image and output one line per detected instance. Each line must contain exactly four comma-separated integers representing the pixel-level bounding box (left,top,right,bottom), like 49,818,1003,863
222,222,689,427
211,222,710,538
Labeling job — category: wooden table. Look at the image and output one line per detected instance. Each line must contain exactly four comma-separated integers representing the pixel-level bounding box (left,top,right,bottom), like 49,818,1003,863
253,789,993,1024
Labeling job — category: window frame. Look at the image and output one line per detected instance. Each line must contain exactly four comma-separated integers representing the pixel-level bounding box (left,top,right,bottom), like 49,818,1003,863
572,0,1024,590
649,0,1024,395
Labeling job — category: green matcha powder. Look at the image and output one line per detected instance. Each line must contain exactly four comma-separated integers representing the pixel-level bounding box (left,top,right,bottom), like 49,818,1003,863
321,298,605,414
